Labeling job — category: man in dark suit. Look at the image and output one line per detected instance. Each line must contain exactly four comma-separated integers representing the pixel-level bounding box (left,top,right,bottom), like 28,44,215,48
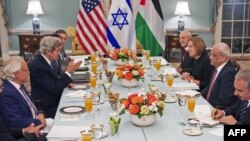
211,69,250,125
0,56,46,129
202,43,238,108
29,36,82,118
177,30,194,74
51,30,68,78
0,116,43,141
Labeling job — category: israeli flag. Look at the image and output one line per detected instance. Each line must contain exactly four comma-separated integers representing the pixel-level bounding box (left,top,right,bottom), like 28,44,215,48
107,0,136,52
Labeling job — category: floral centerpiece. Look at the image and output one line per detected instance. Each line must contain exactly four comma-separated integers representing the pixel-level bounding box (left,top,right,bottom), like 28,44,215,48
116,64,144,87
110,49,136,65
119,92,165,126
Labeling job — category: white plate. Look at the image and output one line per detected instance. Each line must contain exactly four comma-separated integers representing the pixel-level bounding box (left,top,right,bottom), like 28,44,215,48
60,106,85,115
74,85,87,89
165,98,177,103
64,107,82,112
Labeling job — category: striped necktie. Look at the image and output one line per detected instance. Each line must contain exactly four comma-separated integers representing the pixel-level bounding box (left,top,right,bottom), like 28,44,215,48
206,69,218,100
19,85,38,118
238,101,248,121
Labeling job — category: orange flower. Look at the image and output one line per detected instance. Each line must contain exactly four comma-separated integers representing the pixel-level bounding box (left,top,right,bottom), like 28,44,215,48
131,96,144,105
124,73,133,80
122,99,130,109
116,70,124,78
129,104,140,114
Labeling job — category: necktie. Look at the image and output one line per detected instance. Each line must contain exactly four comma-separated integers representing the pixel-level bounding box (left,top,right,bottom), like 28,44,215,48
183,50,187,61
238,101,248,121
206,69,218,100
19,85,38,118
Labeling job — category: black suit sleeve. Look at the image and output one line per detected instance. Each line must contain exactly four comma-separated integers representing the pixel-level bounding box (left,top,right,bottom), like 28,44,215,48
211,70,236,107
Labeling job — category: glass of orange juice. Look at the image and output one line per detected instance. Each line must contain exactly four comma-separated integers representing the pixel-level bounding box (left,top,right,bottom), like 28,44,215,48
90,74,97,91
91,62,98,74
90,52,96,63
81,130,92,141
187,97,196,116
84,94,93,118
154,59,161,73
145,50,150,61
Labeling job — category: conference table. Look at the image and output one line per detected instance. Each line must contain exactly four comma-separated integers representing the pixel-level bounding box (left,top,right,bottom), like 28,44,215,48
47,57,223,141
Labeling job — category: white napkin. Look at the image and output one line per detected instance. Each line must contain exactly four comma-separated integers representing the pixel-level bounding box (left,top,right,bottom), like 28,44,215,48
172,83,199,90
161,59,169,66
176,90,200,97
59,114,79,121
65,90,87,97
69,55,86,68
41,118,54,133
163,68,177,75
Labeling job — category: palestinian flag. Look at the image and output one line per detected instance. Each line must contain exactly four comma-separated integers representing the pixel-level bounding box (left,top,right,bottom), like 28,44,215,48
136,0,165,56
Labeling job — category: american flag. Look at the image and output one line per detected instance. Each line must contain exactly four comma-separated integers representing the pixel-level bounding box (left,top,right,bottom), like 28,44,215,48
76,0,108,55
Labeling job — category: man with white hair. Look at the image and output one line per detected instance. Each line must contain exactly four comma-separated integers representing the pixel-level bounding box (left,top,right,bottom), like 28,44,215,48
29,36,82,118
177,30,194,74
202,42,238,108
0,56,46,129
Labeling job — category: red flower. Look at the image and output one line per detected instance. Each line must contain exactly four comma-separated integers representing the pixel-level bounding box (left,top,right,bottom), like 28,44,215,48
124,73,133,80
129,104,140,114
128,93,138,101
147,94,157,105
138,69,144,76
112,54,117,60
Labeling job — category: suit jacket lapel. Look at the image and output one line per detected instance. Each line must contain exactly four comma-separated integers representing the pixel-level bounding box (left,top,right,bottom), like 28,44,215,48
38,54,59,79
4,81,33,116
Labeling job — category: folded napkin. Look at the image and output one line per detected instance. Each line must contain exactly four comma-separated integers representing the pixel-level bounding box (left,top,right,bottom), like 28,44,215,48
172,83,199,90
65,90,87,97
163,68,177,75
59,114,79,121
176,90,200,97
161,59,169,66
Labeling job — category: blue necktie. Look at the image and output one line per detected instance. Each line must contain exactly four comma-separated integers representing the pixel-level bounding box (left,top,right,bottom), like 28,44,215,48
20,85,38,118
238,101,248,121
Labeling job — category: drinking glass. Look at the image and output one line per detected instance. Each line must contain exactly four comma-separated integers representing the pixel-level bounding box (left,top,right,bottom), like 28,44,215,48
166,74,174,97
84,94,93,118
103,82,112,99
81,130,92,141
90,74,97,91
183,97,202,136
187,97,196,116
91,124,104,141
91,62,98,74
91,91,101,112
154,59,161,73
91,52,96,63
176,94,187,120
145,50,150,61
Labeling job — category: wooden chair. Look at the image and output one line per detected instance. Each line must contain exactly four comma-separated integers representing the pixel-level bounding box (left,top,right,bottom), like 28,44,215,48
230,58,241,72
71,38,86,55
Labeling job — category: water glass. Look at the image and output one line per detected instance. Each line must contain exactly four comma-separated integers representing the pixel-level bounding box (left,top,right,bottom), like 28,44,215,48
91,124,104,141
